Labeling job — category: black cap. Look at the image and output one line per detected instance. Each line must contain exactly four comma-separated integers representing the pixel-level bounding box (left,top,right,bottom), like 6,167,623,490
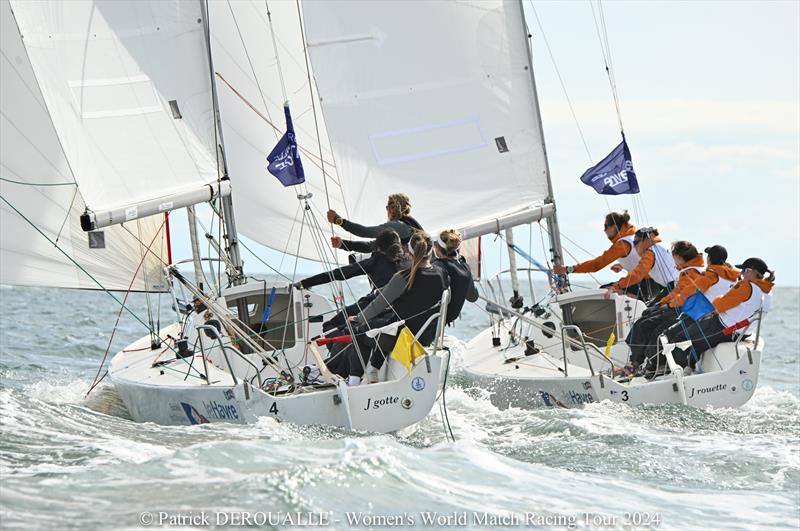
735,257,769,275
704,245,728,265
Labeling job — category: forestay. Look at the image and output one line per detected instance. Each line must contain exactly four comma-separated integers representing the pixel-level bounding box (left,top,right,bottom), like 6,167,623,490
301,0,551,239
1,0,177,291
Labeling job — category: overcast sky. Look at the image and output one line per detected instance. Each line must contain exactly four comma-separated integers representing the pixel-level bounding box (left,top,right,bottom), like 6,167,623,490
174,1,800,286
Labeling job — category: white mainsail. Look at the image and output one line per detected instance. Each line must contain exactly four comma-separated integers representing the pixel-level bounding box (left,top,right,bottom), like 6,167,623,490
300,0,552,238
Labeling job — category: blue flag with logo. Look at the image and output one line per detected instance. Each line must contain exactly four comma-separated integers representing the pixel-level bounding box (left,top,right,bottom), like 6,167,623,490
579,135,639,195
681,290,715,321
266,104,305,186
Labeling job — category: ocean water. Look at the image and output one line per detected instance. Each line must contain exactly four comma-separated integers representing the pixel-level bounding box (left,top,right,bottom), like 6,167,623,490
0,284,798,530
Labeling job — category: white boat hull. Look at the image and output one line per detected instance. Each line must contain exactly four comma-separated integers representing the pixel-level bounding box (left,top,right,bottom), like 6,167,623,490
461,290,763,410
110,324,444,433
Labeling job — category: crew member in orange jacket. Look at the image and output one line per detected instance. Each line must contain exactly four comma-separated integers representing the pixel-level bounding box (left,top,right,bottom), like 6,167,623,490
626,241,706,369
607,227,678,302
554,211,645,288
664,257,774,369
700,245,741,301
639,244,740,373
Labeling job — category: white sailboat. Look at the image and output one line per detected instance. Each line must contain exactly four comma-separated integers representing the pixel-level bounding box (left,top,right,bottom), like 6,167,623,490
461,282,765,409
1,0,561,431
449,4,769,410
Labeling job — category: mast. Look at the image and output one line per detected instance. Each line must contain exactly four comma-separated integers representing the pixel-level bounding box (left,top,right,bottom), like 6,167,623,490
200,0,244,286
518,0,564,270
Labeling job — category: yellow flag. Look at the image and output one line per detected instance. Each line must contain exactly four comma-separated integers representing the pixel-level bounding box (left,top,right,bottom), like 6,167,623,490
604,331,616,359
390,327,426,370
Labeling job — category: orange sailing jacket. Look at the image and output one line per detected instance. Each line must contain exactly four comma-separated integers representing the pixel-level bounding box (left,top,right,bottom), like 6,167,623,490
659,256,705,308
713,278,774,314
573,223,636,273
613,236,661,290
706,263,741,285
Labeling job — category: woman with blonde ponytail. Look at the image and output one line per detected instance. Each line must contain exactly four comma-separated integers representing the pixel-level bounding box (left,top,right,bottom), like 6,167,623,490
433,229,478,325
332,231,448,385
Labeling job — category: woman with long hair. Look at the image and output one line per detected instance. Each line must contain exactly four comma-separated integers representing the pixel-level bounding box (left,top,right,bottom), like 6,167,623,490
328,231,448,385
295,229,409,332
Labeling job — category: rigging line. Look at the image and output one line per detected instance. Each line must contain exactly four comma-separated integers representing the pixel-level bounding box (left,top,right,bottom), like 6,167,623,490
302,210,373,367
560,245,601,287
598,1,622,124
207,210,220,295
590,1,624,134
309,75,350,221
121,224,169,270
214,72,337,172
306,200,403,325
0,163,78,221
135,218,156,339
278,201,304,274
87,218,167,397
54,184,78,244
226,0,278,142
191,210,224,292
559,230,598,257
206,200,295,282
264,0,288,103
0,175,76,187
302,205,366,366
294,0,333,215
302,196,410,350
527,0,592,161
240,239,293,282
279,206,308,368
1,194,179,361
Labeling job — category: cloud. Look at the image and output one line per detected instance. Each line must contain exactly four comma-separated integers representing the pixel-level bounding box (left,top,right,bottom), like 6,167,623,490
540,98,800,136
644,142,799,181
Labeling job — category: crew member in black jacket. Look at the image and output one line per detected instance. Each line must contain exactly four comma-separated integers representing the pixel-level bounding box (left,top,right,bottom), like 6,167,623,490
326,193,423,253
432,229,478,325
295,229,408,331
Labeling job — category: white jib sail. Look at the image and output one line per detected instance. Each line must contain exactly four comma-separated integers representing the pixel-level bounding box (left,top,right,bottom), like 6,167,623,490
300,0,551,238
0,0,192,291
9,0,220,213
